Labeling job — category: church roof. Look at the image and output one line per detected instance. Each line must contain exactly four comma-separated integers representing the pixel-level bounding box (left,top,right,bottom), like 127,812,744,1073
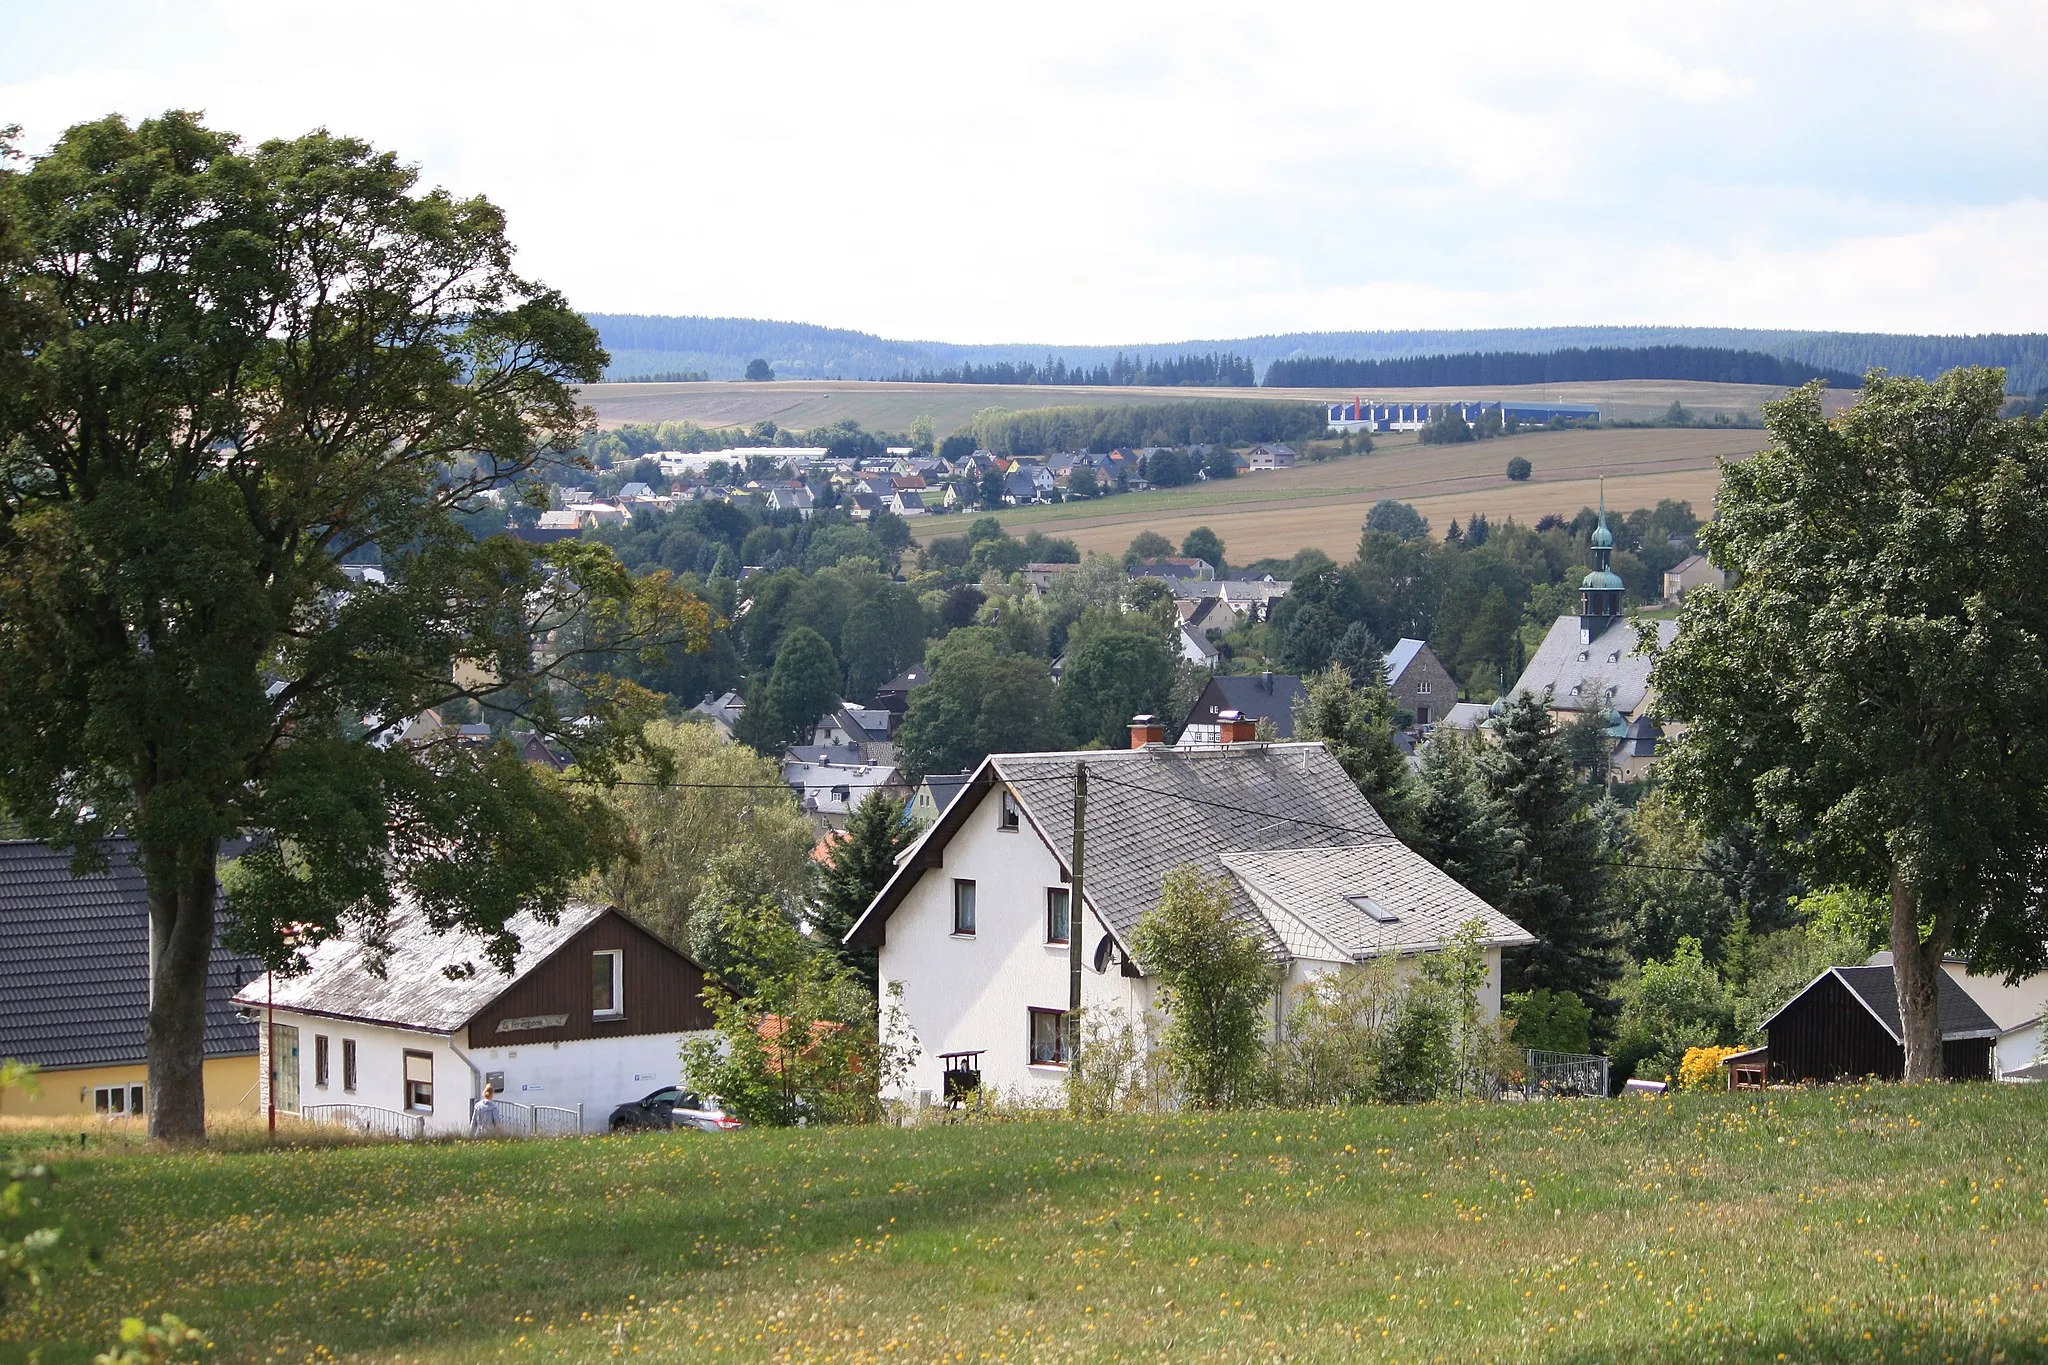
1510,615,1677,716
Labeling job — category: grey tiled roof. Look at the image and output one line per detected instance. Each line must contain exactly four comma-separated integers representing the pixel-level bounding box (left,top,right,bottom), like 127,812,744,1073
1510,615,1678,715
0,840,259,1069
1828,965,2002,1042
1221,846,1534,961
994,743,1400,954
233,900,610,1033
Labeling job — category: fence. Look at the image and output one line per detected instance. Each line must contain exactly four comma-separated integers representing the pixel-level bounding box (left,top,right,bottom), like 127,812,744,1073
470,1099,583,1137
1522,1049,1611,1099
302,1103,426,1139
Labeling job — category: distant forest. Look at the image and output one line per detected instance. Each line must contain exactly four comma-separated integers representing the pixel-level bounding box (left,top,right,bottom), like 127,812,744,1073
895,352,1256,387
585,315,2048,393
970,399,1326,457
1264,346,1863,390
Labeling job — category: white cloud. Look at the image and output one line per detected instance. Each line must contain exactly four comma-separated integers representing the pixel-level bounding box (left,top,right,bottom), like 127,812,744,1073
1,0,2043,339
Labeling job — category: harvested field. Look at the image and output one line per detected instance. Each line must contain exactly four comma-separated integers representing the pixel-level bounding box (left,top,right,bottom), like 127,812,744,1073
976,426,1762,561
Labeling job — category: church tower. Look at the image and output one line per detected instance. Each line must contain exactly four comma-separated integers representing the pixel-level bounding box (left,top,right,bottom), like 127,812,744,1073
1578,483,1625,642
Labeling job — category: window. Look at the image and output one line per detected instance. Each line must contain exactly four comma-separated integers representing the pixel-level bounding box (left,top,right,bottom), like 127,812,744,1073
1045,887,1071,944
1416,705,1431,726
342,1038,358,1093
93,1084,143,1115
314,1034,330,1088
1344,893,1401,925
1417,680,1432,694
998,789,1021,831
592,949,624,1018
403,1050,434,1112
1028,1008,1073,1066
952,880,977,936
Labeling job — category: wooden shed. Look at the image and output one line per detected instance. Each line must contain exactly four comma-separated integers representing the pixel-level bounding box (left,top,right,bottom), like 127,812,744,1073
1760,965,1998,1084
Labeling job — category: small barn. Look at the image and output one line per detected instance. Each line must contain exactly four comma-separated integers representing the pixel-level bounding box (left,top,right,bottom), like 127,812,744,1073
1761,965,1998,1083
235,901,714,1135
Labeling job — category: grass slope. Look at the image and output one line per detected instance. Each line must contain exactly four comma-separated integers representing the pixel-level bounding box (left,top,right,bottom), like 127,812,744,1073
579,379,1852,436
977,427,1766,562
5,1085,2047,1363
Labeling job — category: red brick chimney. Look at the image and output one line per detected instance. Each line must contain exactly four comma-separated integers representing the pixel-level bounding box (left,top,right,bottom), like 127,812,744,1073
1218,709,1258,744
1128,714,1165,748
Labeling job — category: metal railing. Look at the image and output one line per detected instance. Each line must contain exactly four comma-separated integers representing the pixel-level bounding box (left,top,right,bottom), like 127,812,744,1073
469,1099,583,1137
303,1103,427,1139
1523,1049,1611,1099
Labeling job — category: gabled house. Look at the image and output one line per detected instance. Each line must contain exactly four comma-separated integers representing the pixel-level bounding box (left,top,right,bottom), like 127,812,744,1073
1176,622,1221,666
1756,964,1999,1083
1243,442,1297,470
235,901,713,1135
1002,468,1054,506
1662,553,1725,603
845,733,1533,1103
847,491,883,521
886,490,927,517
911,772,974,825
873,666,929,717
813,701,897,756
1382,638,1456,728
780,755,909,830
0,840,260,1118
691,690,746,742
1179,672,1306,743
1130,557,1217,584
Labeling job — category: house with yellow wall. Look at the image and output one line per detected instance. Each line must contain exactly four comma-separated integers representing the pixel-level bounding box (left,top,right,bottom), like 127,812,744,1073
0,840,261,1120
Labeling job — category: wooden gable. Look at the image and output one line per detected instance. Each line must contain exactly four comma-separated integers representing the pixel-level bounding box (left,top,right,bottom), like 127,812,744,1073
466,910,713,1048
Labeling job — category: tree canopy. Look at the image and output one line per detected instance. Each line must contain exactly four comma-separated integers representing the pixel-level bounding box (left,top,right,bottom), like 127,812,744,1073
0,112,702,1138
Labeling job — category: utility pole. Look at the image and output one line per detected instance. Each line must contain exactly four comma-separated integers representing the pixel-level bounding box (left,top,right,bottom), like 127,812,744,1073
1068,761,1087,1090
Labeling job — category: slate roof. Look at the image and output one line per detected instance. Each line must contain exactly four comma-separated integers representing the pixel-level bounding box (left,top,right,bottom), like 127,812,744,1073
1761,965,2003,1042
851,742,1530,966
1510,615,1679,715
0,840,259,1069
919,772,973,818
1382,637,1426,684
233,900,610,1033
1185,673,1308,739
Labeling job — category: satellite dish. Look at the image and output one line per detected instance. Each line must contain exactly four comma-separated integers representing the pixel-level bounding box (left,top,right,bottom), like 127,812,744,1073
1093,935,1115,974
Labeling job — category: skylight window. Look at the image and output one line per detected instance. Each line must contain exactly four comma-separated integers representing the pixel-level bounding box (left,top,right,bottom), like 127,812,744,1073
1344,894,1400,925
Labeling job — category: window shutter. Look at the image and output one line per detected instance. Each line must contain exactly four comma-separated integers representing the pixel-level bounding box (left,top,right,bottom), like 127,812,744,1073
404,1052,433,1083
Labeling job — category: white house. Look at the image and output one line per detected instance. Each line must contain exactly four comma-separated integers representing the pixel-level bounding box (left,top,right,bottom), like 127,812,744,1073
845,726,1534,1105
235,901,714,1135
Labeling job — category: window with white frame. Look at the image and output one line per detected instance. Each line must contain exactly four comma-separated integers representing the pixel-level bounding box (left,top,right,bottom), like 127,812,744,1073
403,1050,434,1112
1028,1008,1072,1066
953,880,977,936
592,949,624,1018
1045,887,1071,944
93,1084,143,1116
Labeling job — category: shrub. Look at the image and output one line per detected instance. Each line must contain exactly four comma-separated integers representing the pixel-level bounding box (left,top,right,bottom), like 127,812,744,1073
1504,987,1593,1054
1130,868,1276,1109
1273,958,1402,1106
1678,1044,1744,1092
1065,1007,1172,1116
1506,456,1532,481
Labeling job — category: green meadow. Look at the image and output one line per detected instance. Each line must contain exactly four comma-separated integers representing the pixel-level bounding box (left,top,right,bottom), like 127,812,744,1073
5,1084,2045,1363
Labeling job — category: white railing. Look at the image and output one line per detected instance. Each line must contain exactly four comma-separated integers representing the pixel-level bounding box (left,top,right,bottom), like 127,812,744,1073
469,1099,583,1137
303,1103,426,1139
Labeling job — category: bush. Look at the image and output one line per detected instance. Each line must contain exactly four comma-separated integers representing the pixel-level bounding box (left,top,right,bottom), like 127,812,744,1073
1506,456,1532,482
1130,868,1276,1109
1678,1044,1744,1092
1504,987,1592,1053
1273,958,1402,1106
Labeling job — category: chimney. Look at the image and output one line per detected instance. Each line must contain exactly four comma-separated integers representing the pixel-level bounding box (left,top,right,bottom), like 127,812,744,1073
1128,714,1165,748
1218,708,1258,744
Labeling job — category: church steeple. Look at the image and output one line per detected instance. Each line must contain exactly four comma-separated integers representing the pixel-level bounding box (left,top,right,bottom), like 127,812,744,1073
1578,480,1625,641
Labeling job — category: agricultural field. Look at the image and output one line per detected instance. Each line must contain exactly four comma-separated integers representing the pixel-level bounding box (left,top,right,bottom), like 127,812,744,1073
578,378,1855,436
981,426,1766,562
5,1083,2046,1363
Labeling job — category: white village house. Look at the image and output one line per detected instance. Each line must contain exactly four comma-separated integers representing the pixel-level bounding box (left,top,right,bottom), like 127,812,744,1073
846,721,1533,1104
236,901,713,1135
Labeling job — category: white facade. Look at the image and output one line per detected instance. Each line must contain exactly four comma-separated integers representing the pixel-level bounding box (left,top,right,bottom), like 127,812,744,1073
1995,1019,2042,1080
879,788,1145,1105
259,1010,705,1135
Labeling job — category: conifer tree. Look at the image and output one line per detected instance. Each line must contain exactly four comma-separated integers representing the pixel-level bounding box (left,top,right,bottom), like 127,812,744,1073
1479,694,1618,1010
814,788,920,983
737,627,840,754
1294,664,1414,837
1411,729,1516,905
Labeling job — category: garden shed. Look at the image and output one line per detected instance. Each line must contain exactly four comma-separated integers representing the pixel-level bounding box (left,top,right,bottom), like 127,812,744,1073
1760,965,1998,1083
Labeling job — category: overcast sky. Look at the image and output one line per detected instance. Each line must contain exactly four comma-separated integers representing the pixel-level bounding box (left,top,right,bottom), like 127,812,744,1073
5,1,2044,343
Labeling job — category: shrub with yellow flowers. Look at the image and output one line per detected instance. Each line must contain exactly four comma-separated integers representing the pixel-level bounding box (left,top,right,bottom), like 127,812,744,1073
1677,1044,1745,1091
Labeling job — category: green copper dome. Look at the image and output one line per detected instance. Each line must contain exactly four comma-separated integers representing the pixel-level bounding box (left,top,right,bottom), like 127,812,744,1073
1590,519,1614,550
1580,567,1625,592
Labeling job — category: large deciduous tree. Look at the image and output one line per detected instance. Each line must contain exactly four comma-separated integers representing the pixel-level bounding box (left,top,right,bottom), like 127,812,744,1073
1650,371,2048,1080
0,113,704,1139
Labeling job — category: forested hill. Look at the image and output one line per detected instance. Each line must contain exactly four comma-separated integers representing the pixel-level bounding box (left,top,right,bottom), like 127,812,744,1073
586,314,2048,393
1265,346,1862,390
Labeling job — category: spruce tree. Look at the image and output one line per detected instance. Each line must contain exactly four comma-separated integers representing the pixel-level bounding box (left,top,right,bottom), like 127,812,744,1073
814,789,919,982
1479,693,1618,1011
1294,664,1414,837
1411,729,1516,905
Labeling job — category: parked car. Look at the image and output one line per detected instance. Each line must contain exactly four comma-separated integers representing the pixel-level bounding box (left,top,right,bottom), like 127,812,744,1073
607,1087,741,1133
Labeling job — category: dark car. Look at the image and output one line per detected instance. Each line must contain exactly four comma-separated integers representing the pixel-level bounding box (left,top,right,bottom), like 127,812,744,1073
607,1087,741,1133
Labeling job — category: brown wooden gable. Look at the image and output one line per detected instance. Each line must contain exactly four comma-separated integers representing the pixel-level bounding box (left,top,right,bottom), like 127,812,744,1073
466,910,713,1048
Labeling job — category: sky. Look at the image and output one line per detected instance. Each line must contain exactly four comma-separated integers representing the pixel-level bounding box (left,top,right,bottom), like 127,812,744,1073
5,1,2045,344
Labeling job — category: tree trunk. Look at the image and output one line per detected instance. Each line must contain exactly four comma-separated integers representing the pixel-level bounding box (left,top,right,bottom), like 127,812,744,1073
145,843,220,1142
1889,866,1945,1084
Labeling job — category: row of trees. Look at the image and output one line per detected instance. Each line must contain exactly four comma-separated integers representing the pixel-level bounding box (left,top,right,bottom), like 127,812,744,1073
1264,346,1861,389
897,351,1257,388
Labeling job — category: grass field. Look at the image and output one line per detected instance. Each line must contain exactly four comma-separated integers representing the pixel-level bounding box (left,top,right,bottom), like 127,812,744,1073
579,379,1855,436
5,1084,2046,1363
974,426,1765,562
